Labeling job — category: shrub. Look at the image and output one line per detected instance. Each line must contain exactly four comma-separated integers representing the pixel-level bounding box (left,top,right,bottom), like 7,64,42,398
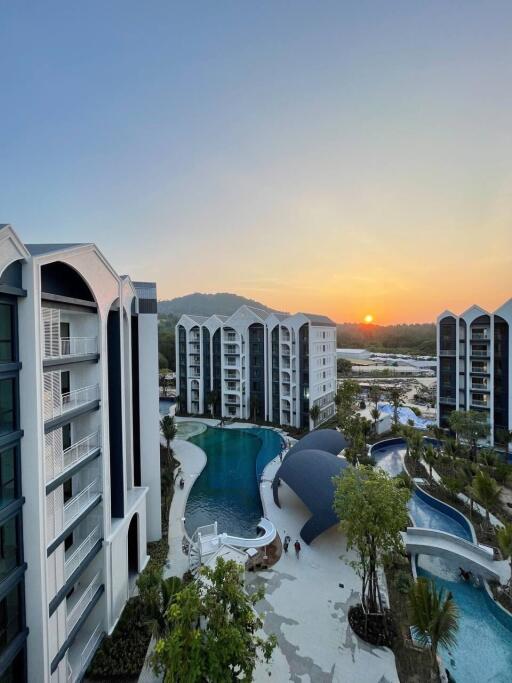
395,571,412,594
409,406,422,417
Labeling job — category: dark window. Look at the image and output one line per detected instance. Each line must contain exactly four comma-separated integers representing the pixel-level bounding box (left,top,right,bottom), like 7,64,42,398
0,647,26,682
0,304,14,363
0,379,15,436
61,371,70,396
0,447,17,508
64,532,73,552
62,424,72,451
0,516,20,582
60,322,70,339
63,478,72,504
0,584,22,656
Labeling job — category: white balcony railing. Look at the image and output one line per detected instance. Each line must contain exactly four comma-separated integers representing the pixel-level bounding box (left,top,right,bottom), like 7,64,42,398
81,623,103,670
65,526,101,580
64,480,100,527
63,432,100,473
67,572,101,634
45,385,99,422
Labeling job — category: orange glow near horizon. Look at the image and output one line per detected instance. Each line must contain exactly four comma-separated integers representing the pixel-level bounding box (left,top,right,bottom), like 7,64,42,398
364,314,374,324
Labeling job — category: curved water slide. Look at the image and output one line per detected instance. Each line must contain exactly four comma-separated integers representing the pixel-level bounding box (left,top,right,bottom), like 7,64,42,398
220,517,276,549
404,527,509,583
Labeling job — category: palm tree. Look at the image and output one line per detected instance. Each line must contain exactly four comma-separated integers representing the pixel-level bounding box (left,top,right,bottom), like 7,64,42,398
497,524,512,595
388,386,406,426
370,406,380,435
137,568,182,638
472,470,501,526
409,577,459,664
309,404,320,427
423,444,438,483
368,384,381,412
160,415,178,469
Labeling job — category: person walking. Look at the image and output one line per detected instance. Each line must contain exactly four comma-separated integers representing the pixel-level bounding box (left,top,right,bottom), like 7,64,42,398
294,540,301,558
283,538,289,553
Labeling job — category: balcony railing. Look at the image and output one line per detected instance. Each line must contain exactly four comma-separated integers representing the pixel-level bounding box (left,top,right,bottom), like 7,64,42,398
471,333,489,341
81,623,103,670
471,399,489,408
44,337,98,360
67,572,101,634
64,480,100,527
470,350,489,357
45,385,99,422
65,526,101,580
63,432,100,473
439,350,456,357
439,396,456,405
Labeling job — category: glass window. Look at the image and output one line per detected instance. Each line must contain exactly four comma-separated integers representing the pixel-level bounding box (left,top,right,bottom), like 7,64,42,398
0,379,15,436
0,516,20,582
0,648,26,682
60,371,70,396
0,448,16,508
62,424,72,451
0,304,14,362
0,584,22,655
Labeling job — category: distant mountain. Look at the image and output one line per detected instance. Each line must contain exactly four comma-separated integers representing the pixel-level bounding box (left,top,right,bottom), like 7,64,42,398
158,292,280,317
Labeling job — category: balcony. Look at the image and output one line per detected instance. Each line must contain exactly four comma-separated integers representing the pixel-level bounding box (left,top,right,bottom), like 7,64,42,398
64,479,101,527
65,526,101,580
470,350,489,358
47,432,101,485
471,399,490,409
471,332,489,341
44,385,100,422
44,337,98,361
67,572,102,634
189,334,200,343
189,370,200,378
439,350,456,357
68,622,103,683
439,396,456,405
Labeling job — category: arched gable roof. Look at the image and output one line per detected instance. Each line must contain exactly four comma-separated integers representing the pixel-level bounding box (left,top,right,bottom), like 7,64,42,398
286,429,347,459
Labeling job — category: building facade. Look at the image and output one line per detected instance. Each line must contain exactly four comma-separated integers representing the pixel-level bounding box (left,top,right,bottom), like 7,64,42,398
437,299,512,449
0,225,161,683
176,306,337,430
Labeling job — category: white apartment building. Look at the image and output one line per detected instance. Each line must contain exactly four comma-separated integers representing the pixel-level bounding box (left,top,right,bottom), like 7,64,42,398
176,305,337,430
0,225,161,682
437,298,512,449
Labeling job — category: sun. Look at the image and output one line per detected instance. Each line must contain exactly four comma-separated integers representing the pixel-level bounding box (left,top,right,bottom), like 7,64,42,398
363,314,374,324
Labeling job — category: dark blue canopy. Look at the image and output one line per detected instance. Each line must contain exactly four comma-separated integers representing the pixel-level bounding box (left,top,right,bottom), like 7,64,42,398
285,428,347,460
273,443,349,544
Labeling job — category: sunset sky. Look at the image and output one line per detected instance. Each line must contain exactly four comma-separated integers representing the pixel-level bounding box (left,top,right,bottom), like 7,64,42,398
1,2,511,324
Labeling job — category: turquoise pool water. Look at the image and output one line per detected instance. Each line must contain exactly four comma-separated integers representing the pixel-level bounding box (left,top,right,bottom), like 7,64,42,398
184,425,283,538
374,440,512,682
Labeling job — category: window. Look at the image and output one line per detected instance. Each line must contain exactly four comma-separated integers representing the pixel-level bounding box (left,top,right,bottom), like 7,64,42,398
0,304,14,363
64,532,73,551
63,478,73,504
62,424,72,451
0,516,20,582
60,321,70,339
61,371,70,396
0,584,22,654
0,379,15,436
0,447,16,508
0,648,26,682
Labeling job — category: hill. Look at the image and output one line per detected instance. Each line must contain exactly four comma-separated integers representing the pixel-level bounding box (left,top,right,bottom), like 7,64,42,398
336,322,436,356
157,292,280,317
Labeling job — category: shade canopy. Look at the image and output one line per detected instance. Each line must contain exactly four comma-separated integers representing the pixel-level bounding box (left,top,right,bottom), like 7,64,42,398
285,428,347,460
273,434,349,544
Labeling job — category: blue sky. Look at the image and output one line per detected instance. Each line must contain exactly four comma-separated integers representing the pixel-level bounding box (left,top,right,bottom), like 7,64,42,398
1,2,511,322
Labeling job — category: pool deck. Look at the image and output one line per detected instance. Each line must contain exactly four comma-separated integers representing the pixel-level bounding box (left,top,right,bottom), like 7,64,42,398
251,454,399,683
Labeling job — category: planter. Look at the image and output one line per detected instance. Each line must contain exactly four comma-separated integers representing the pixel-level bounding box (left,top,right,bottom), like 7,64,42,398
348,604,396,647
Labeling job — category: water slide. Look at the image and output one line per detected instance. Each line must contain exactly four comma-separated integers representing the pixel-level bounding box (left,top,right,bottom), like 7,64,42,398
404,527,509,583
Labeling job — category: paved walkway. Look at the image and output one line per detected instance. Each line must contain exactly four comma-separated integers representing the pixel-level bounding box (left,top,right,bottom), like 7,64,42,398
251,456,399,683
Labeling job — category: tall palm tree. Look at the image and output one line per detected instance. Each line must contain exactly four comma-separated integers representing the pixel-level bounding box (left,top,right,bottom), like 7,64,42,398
370,406,380,436
309,404,320,427
160,415,177,469
472,470,501,526
497,524,512,595
409,577,459,664
423,444,438,483
388,386,406,426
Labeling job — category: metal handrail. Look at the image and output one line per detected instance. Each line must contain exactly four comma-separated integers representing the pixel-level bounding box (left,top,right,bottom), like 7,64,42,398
44,337,97,359
63,479,100,526
81,623,102,669
65,526,101,580
63,432,100,472
67,572,101,633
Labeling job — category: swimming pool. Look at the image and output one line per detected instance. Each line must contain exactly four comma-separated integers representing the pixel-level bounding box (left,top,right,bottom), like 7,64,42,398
183,425,283,538
373,439,512,682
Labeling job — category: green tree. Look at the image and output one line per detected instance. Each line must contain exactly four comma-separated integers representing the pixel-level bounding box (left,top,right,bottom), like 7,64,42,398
387,386,406,426
335,379,360,432
137,567,183,639
471,470,501,526
309,404,320,427
497,524,512,595
160,415,178,470
408,577,459,664
337,358,352,376
151,558,276,682
409,430,424,464
448,410,490,459
368,384,381,412
333,466,410,615
423,444,438,484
